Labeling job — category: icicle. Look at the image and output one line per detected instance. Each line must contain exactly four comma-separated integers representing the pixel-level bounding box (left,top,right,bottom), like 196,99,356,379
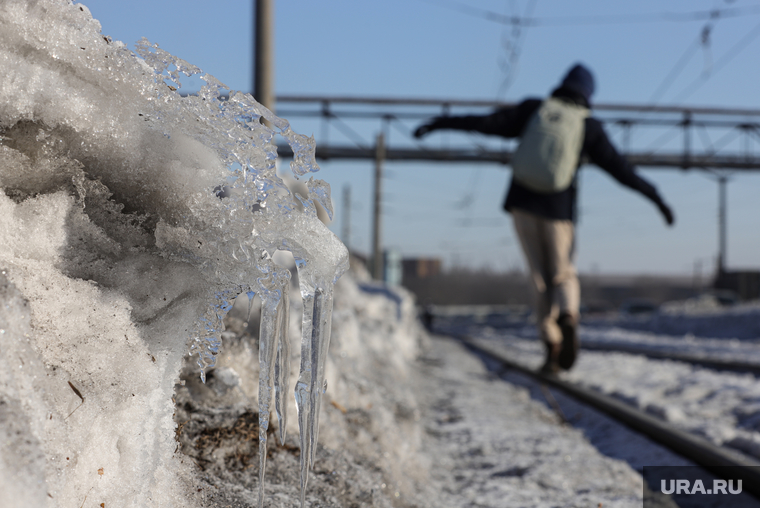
246,290,256,325
309,287,334,468
256,272,289,508
294,379,310,508
274,281,291,446
193,290,236,383
305,288,323,469
293,280,337,507
294,287,315,507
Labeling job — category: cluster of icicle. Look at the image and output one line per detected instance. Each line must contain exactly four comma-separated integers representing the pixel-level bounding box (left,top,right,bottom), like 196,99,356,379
133,42,349,507
135,39,348,507
138,41,347,507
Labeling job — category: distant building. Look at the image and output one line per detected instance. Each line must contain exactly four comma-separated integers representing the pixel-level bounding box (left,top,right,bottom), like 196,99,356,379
714,270,760,301
402,257,442,282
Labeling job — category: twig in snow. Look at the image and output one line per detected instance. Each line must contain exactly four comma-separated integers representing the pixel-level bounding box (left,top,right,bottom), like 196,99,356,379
68,381,84,402
539,384,568,424
66,381,85,420
330,399,348,414
79,487,93,508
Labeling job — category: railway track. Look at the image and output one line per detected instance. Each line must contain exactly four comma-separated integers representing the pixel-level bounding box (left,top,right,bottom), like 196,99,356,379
452,334,760,501
435,323,760,376
579,341,760,375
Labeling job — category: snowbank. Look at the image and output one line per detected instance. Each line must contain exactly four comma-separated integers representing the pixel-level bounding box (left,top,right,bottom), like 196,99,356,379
585,299,760,340
0,0,349,505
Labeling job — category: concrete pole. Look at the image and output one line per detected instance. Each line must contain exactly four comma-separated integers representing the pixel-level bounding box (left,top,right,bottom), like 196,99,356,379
372,133,385,280
718,175,728,275
253,0,275,113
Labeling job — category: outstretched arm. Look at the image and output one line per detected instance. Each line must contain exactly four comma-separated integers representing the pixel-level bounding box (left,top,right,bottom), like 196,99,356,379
584,118,675,226
413,99,541,139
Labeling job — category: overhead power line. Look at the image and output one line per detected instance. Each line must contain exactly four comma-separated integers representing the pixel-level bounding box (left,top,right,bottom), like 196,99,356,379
648,36,701,104
671,19,760,103
495,0,538,97
648,14,719,106
419,0,760,27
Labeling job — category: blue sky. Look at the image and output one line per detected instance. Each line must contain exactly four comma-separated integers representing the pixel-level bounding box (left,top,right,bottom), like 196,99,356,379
81,0,760,276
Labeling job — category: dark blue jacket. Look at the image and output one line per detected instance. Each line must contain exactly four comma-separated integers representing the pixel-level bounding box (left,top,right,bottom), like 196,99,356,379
429,87,665,222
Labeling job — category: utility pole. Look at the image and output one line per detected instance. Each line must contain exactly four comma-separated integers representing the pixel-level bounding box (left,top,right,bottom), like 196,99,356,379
253,0,275,112
717,174,728,275
342,184,351,252
372,133,385,281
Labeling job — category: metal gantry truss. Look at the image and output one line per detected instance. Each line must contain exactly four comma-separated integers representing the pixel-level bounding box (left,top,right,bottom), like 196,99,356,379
275,95,760,276
275,95,760,171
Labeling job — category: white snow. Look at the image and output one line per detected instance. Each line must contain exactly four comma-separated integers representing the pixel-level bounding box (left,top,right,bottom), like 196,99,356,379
3,1,760,507
462,302,760,466
0,0,346,505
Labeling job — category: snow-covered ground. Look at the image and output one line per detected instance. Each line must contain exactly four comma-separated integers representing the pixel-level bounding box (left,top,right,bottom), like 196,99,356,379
436,299,760,472
175,284,760,507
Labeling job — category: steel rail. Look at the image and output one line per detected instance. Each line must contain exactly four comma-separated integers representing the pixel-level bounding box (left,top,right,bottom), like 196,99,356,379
579,342,760,376
452,334,760,501
438,318,760,375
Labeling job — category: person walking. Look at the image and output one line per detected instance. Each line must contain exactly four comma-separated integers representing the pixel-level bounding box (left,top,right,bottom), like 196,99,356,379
413,63,675,374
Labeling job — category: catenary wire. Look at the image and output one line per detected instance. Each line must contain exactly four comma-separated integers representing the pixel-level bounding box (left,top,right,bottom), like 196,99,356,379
418,0,760,27
495,0,538,97
670,19,760,103
648,35,702,104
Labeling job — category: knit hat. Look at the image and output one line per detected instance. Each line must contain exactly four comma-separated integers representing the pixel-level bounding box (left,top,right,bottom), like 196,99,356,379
560,64,595,102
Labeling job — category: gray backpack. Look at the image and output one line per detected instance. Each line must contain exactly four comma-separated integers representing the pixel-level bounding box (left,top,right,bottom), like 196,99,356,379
511,97,589,193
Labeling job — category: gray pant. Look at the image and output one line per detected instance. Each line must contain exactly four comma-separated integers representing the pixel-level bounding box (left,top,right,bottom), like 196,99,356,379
512,209,579,345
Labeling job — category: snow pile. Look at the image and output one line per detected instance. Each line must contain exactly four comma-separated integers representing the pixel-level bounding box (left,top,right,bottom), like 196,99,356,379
586,300,760,340
579,327,760,363
0,1,348,506
660,294,727,314
651,300,760,340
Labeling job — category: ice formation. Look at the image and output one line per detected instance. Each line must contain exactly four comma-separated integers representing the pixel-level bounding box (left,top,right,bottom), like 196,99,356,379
0,0,347,506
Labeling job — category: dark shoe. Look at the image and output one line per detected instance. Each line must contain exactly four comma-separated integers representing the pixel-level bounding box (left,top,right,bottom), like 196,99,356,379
557,313,579,370
540,341,561,375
